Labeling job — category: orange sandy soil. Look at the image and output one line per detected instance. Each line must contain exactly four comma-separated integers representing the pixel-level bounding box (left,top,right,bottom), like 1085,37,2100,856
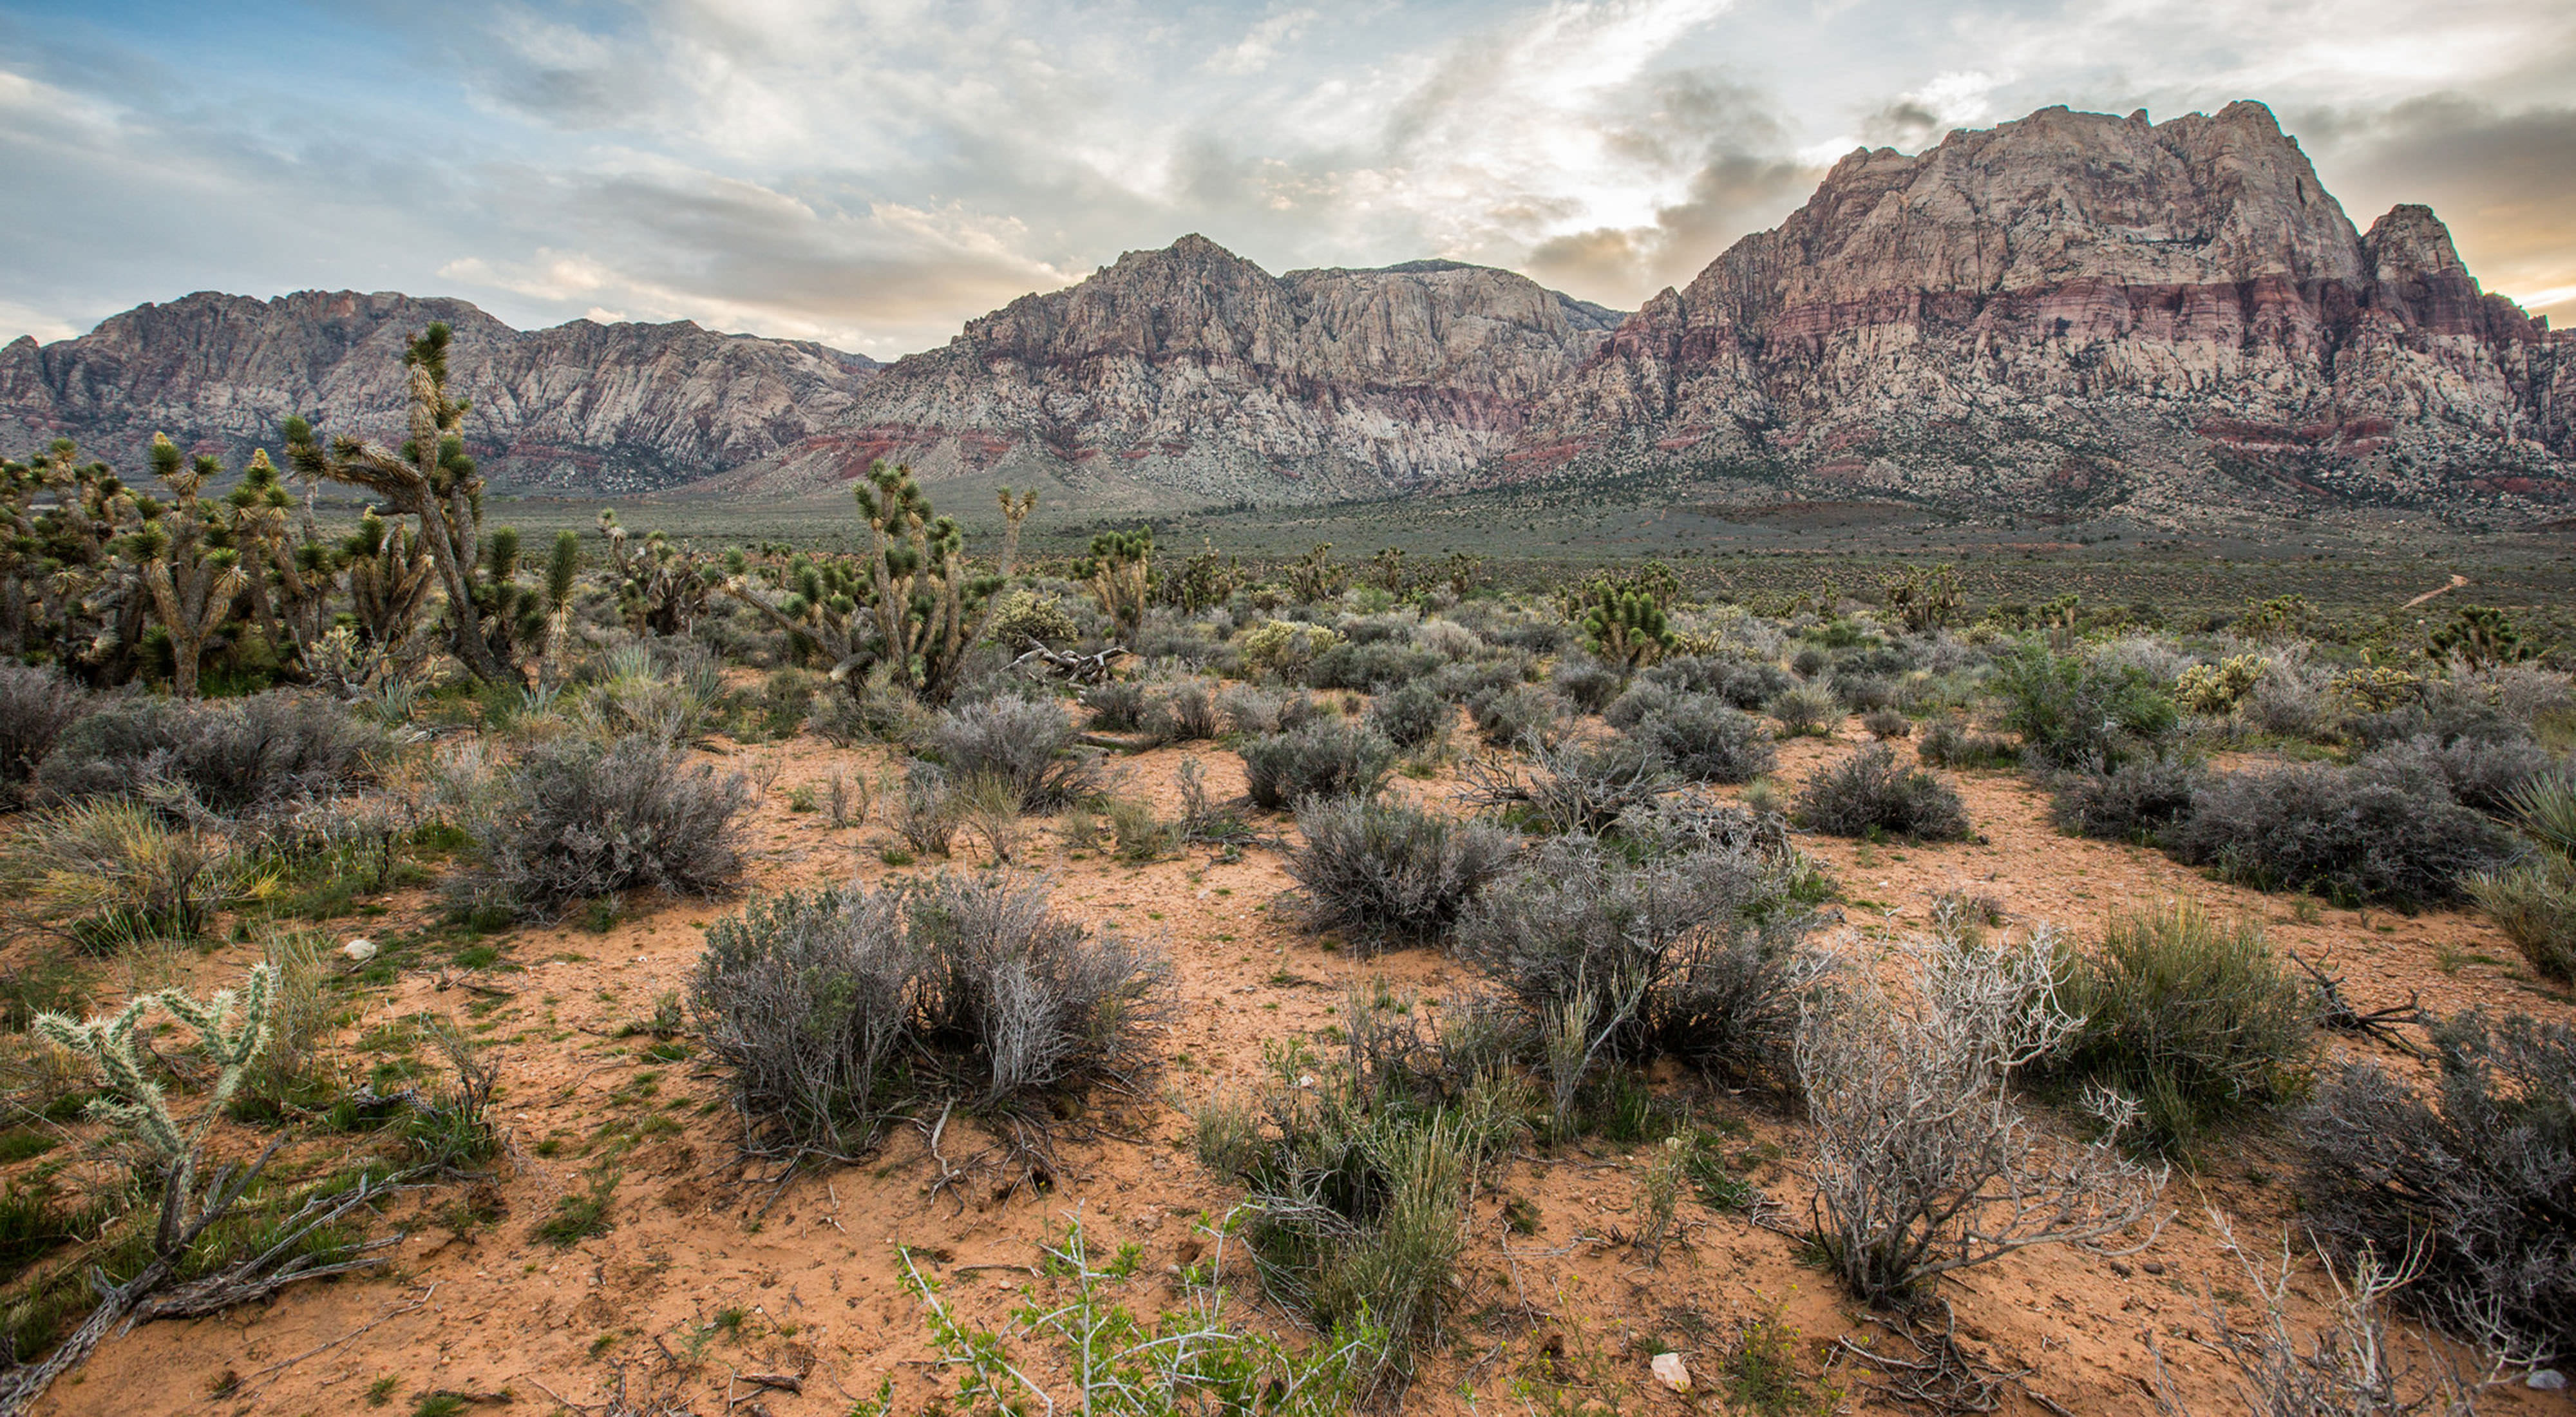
18,712,2576,1417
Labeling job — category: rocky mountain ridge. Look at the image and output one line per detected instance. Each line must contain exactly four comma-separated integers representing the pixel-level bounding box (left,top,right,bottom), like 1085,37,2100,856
707,238,1629,506
0,290,880,495
6,99,2570,521
1511,101,2575,518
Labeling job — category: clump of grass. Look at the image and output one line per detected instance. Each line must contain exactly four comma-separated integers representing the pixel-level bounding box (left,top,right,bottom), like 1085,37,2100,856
2035,904,2313,1157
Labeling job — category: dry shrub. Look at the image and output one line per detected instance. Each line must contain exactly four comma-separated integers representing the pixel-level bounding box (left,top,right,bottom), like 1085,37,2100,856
1287,797,1515,950
0,664,88,799
2049,756,2209,843
927,697,1100,811
1457,734,1670,837
1457,836,1832,1090
1766,684,1840,737
2164,759,2510,909
1239,719,1396,811
2468,774,2576,979
2297,1011,2576,1360
1,797,233,944
692,874,1170,1157
1797,915,2166,1304
1627,694,1777,784
2152,1215,2478,1417
452,733,748,919
36,691,384,819
1792,743,1971,841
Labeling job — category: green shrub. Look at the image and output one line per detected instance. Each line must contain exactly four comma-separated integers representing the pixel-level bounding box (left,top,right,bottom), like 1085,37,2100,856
1991,644,2176,768
2038,904,2313,1155
1792,745,1970,841
2469,774,2576,979
1917,716,2018,769
1466,683,1564,748
1765,685,1839,737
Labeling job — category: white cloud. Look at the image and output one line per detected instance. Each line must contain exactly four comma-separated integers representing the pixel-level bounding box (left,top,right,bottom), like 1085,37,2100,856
1,0,2570,348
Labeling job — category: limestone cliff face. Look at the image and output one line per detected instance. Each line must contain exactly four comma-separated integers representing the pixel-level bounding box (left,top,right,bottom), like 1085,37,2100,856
1515,101,2575,516
724,238,1625,504
0,290,878,493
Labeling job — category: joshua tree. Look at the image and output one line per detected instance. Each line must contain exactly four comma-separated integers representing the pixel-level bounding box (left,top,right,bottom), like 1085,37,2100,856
723,459,1032,705
283,321,523,684
601,509,717,635
1285,542,1346,602
137,435,249,699
1075,526,1153,638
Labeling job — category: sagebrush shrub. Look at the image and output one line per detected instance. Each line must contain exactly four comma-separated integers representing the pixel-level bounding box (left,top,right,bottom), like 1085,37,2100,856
1548,656,1622,714
1288,797,1516,949
1080,678,1150,732
2049,756,2209,842
2036,904,2313,1155
37,691,384,819
927,697,1100,810
1467,683,1564,748
1457,837,1830,1088
2164,759,2509,908
1861,707,1911,740
1627,694,1776,784
692,874,1170,1155
454,733,748,918
1365,681,1449,750
0,664,87,797
2298,1012,2576,1358
1240,719,1396,810
2361,734,2559,815
1146,679,1222,743
1793,744,1971,841
1305,641,1439,692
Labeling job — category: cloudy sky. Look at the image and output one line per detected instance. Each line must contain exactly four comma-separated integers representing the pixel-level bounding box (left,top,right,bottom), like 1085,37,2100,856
4,0,2572,357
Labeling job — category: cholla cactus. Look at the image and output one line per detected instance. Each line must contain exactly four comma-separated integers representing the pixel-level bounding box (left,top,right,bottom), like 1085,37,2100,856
33,965,276,1166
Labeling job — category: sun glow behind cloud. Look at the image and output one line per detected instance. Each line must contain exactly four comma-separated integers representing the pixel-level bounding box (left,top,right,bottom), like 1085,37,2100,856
1,0,2571,351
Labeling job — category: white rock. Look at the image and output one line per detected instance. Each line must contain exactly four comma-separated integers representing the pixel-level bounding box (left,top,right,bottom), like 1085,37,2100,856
1650,1351,1690,1393
2528,1369,2567,1391
341,938,377,964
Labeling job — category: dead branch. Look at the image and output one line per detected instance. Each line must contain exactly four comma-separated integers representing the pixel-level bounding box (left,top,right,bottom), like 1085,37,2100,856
2289,952,2430,1059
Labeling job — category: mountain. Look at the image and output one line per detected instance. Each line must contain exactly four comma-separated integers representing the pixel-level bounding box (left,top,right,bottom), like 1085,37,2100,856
1510,101,2576,518
0,291,880,495
706,237,1628,506
8,100,2568,521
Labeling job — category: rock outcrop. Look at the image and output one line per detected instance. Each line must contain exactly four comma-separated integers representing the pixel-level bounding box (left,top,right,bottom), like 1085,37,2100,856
714,238,1625,505
0,290,879,493
1511,101,2575,517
